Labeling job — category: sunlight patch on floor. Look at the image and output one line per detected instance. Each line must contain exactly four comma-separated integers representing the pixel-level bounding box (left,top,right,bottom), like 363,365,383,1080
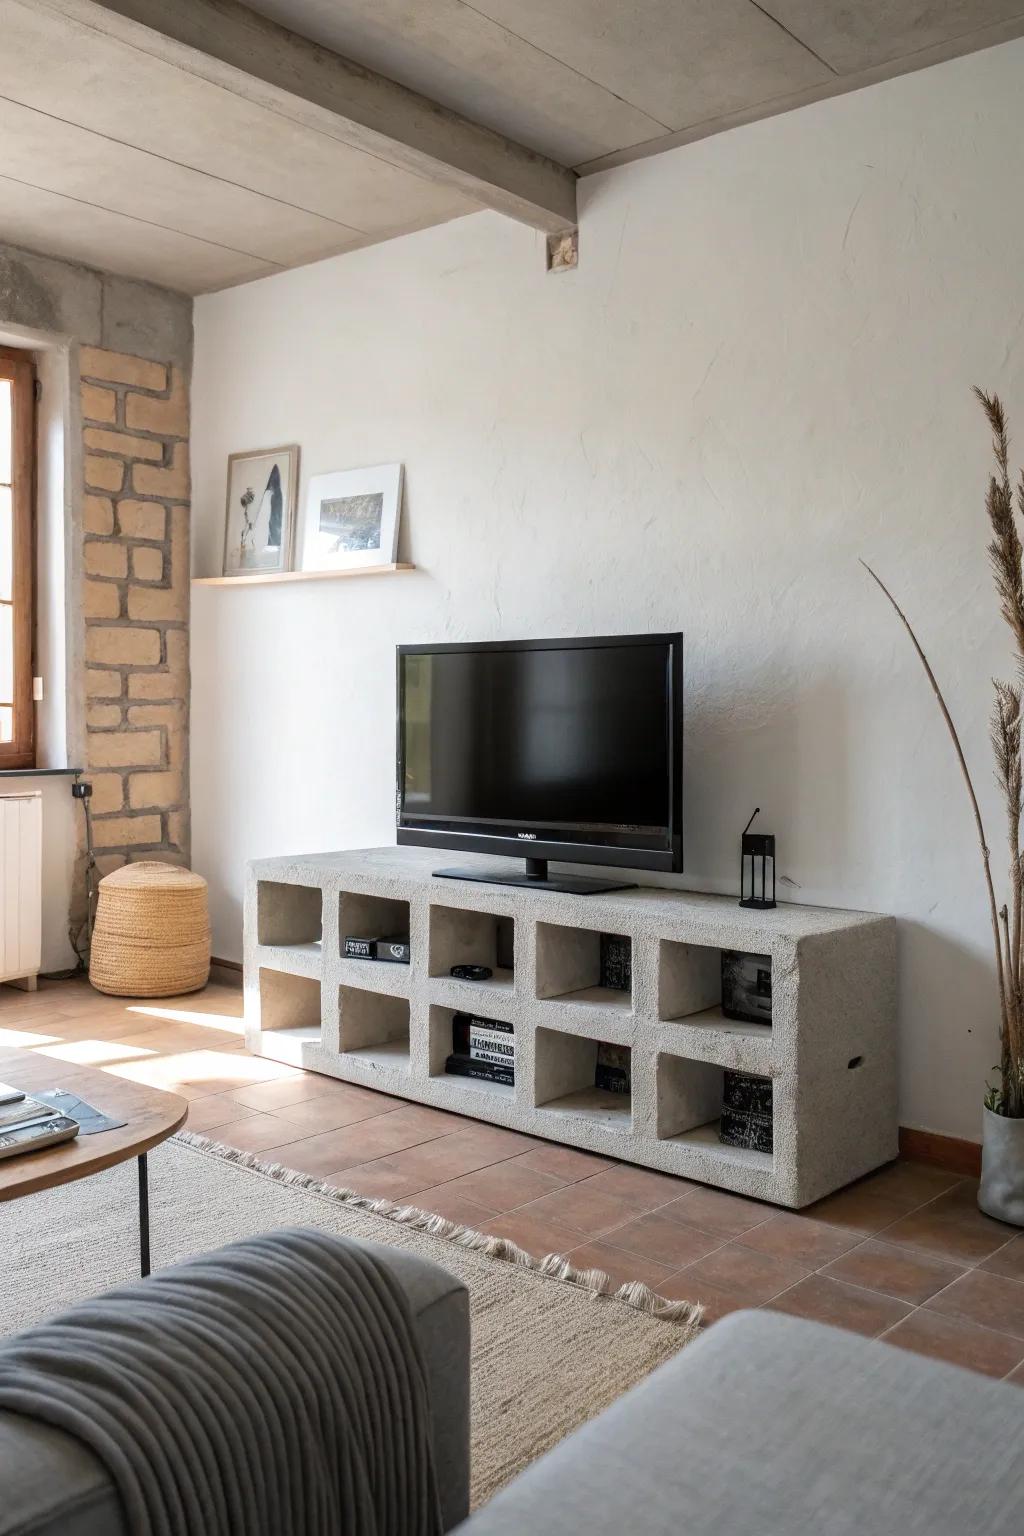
33,1039,157,1066
0,1027,60,1048
127,1005,245,1035
108,1048,300,1092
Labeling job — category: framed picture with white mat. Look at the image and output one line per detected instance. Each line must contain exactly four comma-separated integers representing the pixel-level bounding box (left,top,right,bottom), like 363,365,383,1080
301,463,404,573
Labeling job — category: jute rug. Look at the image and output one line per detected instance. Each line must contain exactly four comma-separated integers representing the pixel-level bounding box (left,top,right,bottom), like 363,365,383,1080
0,1131,700,1506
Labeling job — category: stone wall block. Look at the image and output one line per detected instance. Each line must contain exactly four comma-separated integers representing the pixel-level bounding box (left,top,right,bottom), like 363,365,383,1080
86,625,161,667
81,383,116,424
117,500,166,541
85,454,124,493
80,347,166,391
132,442,189,500
125,368,188,438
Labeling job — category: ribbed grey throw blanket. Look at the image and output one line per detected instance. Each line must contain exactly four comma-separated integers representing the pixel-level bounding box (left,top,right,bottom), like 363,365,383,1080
0,1228,443,1536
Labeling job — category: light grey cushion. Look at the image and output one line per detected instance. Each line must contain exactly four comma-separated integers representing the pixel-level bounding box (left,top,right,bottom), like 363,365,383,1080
459,1309,1024,1535
0,1237,469,1536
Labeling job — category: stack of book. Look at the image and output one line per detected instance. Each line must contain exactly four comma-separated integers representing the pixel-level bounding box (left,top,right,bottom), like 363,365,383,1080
0,1084,79,1161
594,1042,631,1095
445,1012,514,1086
343,934,411,963
721,950,772,1025
719,1069,773,1154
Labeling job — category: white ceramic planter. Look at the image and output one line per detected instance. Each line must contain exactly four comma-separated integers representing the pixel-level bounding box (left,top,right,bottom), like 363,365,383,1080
978,1104,1024,1226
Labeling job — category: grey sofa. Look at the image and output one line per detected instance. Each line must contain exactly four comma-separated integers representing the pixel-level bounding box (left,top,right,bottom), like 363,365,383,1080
0,1238,471,1536
460,1308,1024,1536
4,1237,1024,1536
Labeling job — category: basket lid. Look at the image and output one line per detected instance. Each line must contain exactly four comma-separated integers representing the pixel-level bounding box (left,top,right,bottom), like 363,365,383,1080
98,860,207,893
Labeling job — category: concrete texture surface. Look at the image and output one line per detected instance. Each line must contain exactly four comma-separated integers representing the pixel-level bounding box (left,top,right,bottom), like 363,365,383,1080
244,847,898,1208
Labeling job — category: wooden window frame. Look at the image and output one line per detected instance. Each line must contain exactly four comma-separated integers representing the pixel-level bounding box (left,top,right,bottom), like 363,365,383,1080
0,347,36,769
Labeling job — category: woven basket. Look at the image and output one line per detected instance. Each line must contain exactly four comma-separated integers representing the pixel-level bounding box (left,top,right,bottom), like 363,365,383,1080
89,861,211,998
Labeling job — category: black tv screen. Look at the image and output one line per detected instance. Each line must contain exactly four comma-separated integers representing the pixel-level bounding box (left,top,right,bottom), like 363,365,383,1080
396,634,682,874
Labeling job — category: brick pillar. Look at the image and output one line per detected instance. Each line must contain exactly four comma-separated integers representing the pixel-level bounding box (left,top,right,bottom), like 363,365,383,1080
79,346,190,872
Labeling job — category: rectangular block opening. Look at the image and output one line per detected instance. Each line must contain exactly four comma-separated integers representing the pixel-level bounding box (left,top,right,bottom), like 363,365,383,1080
339,985,410,1070
657,1053,773,1169
258,967,321,1043
257,881,322,950
339,892,411,960
428,905,515,990
535,923,632,1012
535,1024,632,1128
429,1005,515,1099
658,942,772,1033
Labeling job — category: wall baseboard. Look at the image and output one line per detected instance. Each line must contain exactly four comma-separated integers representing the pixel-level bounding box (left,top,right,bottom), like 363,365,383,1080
205,959,985,1180
899,1125,981,1178
210,955,242,988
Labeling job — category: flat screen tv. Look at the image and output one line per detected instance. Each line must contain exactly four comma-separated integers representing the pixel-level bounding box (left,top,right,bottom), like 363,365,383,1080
396,633,682,893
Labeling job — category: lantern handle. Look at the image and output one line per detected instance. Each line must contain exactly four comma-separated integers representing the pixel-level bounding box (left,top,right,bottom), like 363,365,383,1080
742,807,761,837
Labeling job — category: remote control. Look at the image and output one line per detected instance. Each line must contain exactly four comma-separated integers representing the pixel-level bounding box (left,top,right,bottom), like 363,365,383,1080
0,1114,79,1161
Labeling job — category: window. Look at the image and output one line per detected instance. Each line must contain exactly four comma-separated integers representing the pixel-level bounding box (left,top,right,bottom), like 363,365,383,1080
0,348,34,767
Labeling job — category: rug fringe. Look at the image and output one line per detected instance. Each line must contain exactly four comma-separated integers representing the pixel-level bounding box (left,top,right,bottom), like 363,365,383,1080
174,1130,703,1330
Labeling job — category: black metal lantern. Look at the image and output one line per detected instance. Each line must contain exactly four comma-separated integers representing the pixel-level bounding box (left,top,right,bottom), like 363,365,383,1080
739,808,776,910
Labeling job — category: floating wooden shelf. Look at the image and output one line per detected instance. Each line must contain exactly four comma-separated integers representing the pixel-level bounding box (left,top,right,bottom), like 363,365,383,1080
192,563,415,588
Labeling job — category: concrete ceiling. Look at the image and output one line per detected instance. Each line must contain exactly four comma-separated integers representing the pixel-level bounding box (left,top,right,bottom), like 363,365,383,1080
249,0,1024,170
1,0,1023,295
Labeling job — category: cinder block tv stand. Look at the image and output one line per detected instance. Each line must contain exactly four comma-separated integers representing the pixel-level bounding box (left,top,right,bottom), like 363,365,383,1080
244,847,897,1208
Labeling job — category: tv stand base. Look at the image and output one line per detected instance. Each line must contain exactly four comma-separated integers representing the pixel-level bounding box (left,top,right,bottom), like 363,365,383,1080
434,857,636,896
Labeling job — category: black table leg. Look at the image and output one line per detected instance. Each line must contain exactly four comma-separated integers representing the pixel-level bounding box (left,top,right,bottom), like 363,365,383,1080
138,1152,151,1277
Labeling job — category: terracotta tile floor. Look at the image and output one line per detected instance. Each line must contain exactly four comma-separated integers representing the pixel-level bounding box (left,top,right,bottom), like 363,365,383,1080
5,976,1024,1382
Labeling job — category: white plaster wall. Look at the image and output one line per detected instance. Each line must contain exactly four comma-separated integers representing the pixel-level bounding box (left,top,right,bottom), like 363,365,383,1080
190,40,1024,1141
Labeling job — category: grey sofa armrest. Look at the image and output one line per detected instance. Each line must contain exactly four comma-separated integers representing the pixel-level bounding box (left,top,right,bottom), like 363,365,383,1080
459,1309,1024,1536
0,1234,470,1536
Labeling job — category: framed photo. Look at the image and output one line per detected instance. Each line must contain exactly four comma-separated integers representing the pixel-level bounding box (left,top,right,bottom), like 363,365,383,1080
301,463,403,572
222,445,300,577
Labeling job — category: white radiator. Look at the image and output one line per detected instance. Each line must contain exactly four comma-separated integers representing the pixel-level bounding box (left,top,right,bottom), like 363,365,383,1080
0,792,42,986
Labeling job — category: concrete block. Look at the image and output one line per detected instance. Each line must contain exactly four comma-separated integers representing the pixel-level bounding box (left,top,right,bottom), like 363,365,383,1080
243,847,899,1209
0,241,101,340
99,273,193,371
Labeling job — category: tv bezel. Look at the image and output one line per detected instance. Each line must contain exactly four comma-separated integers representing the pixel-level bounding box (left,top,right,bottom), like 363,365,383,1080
395,632,683,875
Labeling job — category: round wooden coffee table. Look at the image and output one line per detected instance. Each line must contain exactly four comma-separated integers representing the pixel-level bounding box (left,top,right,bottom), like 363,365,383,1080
0,1046,188,1275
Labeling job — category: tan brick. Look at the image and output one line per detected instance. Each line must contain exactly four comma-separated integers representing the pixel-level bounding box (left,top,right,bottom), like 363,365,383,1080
83,579,121,619
169,499,189,587
117,500,166,541
91,813,162,850
126,701,184,730
125,368,188,438
131,546,163,582
167,810,188,853
85,454,124,493
84,540,127,578
126,703,185,771
83,494,115,535
87,729,163,768
87,771,125,814
86,626,161,667
127,584,185,622
84,426,163,462
132,442,188,500
80,347,166,392
86,668,122,699
81,382,116,424
128,769,183,809
127,630,187,698
86,703,122,729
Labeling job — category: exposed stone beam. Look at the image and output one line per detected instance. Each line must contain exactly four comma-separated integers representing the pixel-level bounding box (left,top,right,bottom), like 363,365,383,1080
38,0,578,235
